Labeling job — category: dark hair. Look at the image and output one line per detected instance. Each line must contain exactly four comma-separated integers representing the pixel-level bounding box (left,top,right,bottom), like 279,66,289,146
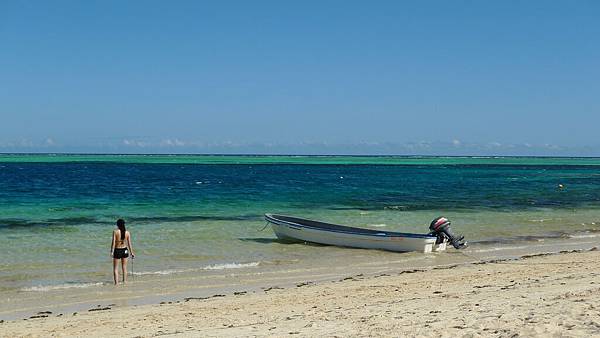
117,219,126,240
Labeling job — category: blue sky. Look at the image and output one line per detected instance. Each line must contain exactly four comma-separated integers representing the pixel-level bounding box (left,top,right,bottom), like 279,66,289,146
1,1,598,155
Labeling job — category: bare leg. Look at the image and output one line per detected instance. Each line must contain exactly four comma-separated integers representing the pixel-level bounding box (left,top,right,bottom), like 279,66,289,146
113,259,119,285
121,258,128,284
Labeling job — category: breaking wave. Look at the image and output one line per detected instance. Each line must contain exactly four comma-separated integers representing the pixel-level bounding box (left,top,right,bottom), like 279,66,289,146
202,262,260,270
22,282,104,292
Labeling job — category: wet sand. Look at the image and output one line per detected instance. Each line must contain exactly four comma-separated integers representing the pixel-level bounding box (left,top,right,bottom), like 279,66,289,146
2,249,600,337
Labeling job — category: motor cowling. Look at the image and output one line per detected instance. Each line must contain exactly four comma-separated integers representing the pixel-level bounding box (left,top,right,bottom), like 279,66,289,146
429,216,467,249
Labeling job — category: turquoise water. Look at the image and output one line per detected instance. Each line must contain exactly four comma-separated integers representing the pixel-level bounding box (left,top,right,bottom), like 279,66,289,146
1,155,600,294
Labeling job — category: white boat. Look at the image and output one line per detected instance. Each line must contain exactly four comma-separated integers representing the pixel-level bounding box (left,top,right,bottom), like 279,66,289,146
264,214,453,253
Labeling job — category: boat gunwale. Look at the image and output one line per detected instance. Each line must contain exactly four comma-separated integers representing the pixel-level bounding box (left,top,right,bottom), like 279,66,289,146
265,214,436,240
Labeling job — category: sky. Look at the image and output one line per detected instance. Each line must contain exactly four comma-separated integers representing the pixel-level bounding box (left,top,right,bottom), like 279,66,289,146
1,1,599,155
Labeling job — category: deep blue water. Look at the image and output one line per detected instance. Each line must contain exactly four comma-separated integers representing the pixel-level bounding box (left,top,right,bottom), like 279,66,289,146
1,163,600,229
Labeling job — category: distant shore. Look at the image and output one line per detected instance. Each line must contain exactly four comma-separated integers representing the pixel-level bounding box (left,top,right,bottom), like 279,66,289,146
3,153,600,165
3,248,600,337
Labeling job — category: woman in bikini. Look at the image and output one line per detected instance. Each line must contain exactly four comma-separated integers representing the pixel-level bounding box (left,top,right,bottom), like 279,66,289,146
110,219,135,285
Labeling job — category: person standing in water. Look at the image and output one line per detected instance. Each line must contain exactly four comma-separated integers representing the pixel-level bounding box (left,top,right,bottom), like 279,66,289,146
110,219,135,285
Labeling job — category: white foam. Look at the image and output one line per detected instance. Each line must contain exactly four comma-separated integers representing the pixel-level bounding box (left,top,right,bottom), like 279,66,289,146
569,233,600,239
471,245,529,253
130,262,261,276
22,282,104,292
202,262,260,270
368,224,387,227
132,269,192,276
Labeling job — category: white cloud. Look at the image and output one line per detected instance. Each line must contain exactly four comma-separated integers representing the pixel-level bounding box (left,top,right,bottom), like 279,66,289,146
1,137,596,156
543,143,561,150
122,139,147,147
18,139,34,147
160,138,186,147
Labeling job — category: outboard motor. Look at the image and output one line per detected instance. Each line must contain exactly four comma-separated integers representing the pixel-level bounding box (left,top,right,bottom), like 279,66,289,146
429,216,467,249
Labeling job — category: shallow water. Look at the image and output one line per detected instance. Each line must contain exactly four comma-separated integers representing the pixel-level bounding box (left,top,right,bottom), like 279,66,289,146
1,155,600,318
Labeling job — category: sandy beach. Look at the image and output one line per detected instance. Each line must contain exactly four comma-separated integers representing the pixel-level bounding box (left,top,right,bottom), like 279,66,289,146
2,249,600,337
3,0,600,335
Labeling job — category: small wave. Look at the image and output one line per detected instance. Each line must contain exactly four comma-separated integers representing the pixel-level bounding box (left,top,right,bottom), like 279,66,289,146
569,233,600,239
132,269,192,276
202,262,260,270
22,282,104,292
130,262,261,277
132,262,261,276
471,245,529,253
384,205,406,210
368,224,387,227
529,219,553,223
474,232,567,246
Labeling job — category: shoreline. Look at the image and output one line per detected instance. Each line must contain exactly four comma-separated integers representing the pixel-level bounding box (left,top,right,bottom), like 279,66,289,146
2,247,600,337
2,236,598,322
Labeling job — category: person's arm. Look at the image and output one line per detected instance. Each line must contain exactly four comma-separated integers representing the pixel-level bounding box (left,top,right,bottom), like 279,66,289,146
110,231,115,257
127,232,135,258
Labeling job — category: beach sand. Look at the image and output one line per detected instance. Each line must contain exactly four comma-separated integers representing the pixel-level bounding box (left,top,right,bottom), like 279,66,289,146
2,249,600,337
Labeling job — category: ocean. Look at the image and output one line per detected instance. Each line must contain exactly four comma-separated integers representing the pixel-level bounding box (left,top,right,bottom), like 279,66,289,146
1,154,600,318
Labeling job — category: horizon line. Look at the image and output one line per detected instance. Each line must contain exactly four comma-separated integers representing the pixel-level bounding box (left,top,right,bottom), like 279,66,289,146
2,152,600,159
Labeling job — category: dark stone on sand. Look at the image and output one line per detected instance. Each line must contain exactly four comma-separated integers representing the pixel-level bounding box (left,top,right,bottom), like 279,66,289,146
37,311,52,315
184,294,225,302
184,297,209,302
375,273,390,278
88,307,111,312
473,285,492,289
29,315,48,319
263,286,284,292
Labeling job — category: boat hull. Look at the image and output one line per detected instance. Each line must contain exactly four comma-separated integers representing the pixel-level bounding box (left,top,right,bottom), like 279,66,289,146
266,214,445,253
